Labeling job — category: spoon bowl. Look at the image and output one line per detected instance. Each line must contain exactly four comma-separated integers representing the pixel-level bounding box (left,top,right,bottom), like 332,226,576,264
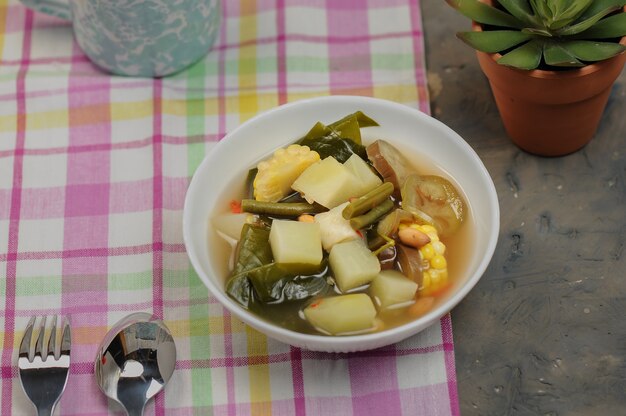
94,313,176,416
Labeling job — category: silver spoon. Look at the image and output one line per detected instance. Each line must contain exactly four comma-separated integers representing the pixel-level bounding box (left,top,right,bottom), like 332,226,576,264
94,312,176,416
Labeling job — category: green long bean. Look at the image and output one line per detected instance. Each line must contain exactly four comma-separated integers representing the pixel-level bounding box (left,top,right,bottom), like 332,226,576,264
241,199,325,217
349,199,394,230
342,182,394,219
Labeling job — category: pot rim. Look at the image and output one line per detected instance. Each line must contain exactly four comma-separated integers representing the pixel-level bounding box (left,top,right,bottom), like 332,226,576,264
471,5,626,80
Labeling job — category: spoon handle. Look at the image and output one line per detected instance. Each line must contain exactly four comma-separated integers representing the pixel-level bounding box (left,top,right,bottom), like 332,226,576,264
118,390,146,416
125,406,145,416
36,407,52,416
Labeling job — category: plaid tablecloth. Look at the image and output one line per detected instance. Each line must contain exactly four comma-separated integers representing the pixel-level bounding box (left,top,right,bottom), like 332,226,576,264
0,0,459,414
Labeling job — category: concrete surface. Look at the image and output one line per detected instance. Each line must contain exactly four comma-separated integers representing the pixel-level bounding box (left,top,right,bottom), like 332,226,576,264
421,1,626,415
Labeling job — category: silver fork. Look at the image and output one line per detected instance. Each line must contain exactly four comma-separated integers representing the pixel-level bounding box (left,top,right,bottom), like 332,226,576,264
18,316,71,416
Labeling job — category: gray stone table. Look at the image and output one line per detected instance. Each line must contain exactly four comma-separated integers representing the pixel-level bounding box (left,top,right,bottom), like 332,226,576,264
421,1,626,415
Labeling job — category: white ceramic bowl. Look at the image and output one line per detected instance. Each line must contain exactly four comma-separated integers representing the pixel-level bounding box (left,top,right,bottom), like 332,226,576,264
183,96,499,352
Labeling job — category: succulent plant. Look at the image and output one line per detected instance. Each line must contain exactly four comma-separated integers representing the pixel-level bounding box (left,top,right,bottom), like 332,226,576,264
446,0,626,69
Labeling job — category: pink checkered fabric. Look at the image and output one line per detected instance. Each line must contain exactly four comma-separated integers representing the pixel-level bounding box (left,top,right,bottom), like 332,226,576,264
0,0,459,414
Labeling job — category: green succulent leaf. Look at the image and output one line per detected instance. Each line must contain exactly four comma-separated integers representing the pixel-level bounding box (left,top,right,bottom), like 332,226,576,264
532,0,594,30
496,0,538,25
521,27,553,36
579,0,626,20
457,30,532,53
553,0,594,25
444,0,524,28
545,0,563,15
530,0,554,22
543,42,584,66
560,40,626,61
497,39,544,69
547,0,594,29
557,6,622,36
578,13,626,38
446,0,626,70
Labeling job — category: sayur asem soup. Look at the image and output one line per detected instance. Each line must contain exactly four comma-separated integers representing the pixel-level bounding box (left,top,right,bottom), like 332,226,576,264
212,112,469,336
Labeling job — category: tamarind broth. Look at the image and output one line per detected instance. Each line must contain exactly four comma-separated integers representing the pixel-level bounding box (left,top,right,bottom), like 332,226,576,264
210,139,475,336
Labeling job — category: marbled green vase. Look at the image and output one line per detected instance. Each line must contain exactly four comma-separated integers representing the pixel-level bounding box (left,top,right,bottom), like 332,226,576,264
19,0,221,77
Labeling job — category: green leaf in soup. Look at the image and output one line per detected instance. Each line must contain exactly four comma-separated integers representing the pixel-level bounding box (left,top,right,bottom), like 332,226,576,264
300,111,379,146
282,274,330,301
250,262,330,303
327,111,379,131
232,223,273,275
248,264,294,302
226,275,256,309
300,121,329,143
327,111,380,144
296,112,378,162
329,114,363,145
299,135,367,163
344,111,379,129
226,223,273,308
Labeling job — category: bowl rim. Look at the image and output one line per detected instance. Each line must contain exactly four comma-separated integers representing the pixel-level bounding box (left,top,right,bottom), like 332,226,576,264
183,95,500,348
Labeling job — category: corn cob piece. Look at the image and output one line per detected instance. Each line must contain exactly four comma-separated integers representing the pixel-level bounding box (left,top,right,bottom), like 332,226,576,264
253,144,320,202
399,223,448,296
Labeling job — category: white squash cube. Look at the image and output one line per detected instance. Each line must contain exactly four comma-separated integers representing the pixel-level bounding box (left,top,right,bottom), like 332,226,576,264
269,220,322,272
212,213,253,240
344,154,382,197
329,239,380,292
314,202,359,251
370,270,418,309
291,157,360,209
304,294,377,335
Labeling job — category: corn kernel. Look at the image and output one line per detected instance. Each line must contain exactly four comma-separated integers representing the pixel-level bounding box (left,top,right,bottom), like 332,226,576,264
440,269,448,281
399,223,409,230
420,224,437,234
431,254,447,270
420,244,435,260
430,269,442,285
431,241,446,255
422,270,432,289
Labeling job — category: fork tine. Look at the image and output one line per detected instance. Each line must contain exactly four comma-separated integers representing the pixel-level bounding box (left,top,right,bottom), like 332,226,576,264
47,315,58,360
60,317,71,354
19,317,36,360
18,316,71,416
33,316,47,359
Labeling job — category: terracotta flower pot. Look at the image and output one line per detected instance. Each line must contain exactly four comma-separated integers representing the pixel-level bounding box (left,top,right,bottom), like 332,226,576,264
474,7,626,157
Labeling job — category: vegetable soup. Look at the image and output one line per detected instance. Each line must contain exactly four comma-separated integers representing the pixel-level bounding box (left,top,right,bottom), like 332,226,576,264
211,112,474,336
